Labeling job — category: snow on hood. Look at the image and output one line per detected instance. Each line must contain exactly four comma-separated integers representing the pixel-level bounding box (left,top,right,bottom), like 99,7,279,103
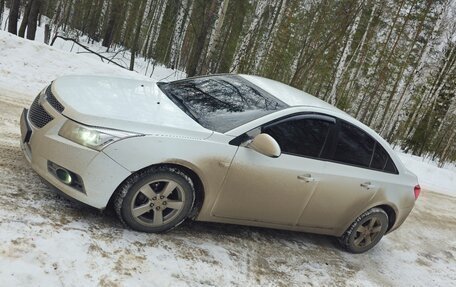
52,75,212,138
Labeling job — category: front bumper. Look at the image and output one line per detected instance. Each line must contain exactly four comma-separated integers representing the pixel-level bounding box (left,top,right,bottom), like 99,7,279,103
20,97,131,209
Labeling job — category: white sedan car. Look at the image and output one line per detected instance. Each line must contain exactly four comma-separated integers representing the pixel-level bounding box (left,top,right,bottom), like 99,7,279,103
20,74,419,253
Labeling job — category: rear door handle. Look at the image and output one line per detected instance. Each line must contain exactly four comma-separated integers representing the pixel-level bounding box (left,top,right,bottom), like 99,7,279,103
360,182,376,190
298,174,315,182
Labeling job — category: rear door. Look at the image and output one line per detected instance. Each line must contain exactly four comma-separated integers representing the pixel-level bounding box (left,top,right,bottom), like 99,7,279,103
297,120,395,229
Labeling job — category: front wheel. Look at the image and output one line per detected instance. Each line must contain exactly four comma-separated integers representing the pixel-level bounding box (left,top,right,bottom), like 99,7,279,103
114,167,195,233
339,208,389,253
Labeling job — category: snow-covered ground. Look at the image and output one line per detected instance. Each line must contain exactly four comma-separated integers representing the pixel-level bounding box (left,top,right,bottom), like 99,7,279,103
0,30,456,286
397,153,455,197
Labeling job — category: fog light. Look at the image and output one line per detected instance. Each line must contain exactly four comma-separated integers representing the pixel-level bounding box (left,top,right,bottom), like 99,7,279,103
56,168,72,185
47,161,85,193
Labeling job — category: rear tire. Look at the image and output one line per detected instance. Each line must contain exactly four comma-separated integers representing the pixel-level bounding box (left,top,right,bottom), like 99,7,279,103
339,208,388,253
114,167,195,233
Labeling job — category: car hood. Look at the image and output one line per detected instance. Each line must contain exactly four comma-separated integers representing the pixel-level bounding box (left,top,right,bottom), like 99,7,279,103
52,75,212,139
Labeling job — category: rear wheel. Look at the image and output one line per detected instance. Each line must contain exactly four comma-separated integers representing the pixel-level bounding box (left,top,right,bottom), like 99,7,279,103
339,208,388,253
114,167,195,233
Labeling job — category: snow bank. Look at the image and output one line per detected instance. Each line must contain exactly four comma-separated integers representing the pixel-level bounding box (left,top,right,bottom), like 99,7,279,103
0,32,133,96
397,152,456,197
0,28,183,97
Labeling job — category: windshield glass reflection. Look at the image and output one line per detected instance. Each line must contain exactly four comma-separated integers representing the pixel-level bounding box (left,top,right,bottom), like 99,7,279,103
158,75,288,132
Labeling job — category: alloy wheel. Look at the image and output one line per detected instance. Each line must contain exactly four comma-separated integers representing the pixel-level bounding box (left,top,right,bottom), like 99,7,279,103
353,217,383,248
130,179,186,227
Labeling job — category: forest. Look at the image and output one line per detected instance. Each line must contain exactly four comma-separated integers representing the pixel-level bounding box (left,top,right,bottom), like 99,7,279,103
1,0,455,165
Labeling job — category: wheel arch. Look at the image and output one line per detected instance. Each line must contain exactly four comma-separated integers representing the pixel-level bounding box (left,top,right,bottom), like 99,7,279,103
338,202,398,237
108,162,206,219
375,204,397,233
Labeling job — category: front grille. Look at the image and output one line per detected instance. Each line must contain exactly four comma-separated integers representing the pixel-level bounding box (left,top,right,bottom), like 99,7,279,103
45,86,64,113
29,96,53,128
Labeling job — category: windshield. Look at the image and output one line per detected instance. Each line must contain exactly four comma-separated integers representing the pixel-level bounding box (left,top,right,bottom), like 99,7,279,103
158,75,288,133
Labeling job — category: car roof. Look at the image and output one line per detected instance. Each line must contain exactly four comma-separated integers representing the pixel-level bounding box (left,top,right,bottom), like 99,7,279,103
239,74,342,112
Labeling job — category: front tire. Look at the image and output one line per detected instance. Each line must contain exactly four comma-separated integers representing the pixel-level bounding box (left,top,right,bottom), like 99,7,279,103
114,167,195,233
339,208,388,253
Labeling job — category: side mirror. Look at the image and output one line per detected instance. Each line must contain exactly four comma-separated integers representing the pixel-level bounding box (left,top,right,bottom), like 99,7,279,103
247,133,281,158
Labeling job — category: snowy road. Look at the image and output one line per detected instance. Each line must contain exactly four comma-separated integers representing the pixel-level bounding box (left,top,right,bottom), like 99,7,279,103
0,90,455,286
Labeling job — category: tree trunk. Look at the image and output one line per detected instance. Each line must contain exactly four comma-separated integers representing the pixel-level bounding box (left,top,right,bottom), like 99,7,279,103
44,23,50,44
377,0,433,133
337,2,377,107
8,0,21,35
438,125,456,167
129,0,147,71
146,0,168,59
0,0,6,28
140,0,159,56
19,0,33,38
185,0,218,77
202,0,230,74
355,0,406,120
102,0,123,49
327,1,363,104
63,0,73,32
361,0,417,126
255,0,286,71
230,0,268,73
26,0,41,40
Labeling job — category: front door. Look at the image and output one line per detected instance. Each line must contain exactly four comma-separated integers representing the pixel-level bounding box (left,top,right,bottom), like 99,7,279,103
212,149,325,225
211,114,336,225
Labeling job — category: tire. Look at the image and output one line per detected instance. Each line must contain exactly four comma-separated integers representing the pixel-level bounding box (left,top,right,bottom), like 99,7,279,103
114,167,195,233
339,208,389,253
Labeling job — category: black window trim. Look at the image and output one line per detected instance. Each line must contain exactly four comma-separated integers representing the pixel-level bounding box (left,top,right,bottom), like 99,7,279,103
229,112,399,175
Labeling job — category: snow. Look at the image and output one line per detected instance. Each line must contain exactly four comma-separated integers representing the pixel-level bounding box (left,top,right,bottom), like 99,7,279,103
397,152,456,197
0,10,185,97
0,28,455,286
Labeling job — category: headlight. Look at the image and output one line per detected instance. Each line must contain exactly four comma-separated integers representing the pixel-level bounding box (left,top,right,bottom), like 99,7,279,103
58,120,141,151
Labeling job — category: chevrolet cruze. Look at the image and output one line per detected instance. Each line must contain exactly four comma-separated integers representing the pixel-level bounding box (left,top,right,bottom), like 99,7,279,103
19,74,420,253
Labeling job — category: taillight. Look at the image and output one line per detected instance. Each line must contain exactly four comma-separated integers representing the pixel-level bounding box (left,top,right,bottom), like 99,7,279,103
414,185,421,200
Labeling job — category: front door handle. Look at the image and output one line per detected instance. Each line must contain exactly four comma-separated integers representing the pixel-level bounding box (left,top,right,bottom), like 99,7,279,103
298,174,315,182
360,182,376,190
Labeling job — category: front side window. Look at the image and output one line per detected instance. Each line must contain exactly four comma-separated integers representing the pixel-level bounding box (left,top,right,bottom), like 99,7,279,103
262,117,333,158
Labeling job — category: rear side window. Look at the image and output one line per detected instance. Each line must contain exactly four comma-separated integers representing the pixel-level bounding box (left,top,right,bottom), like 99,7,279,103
331,121,398,173
263,117,333,158
333,122,375,167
